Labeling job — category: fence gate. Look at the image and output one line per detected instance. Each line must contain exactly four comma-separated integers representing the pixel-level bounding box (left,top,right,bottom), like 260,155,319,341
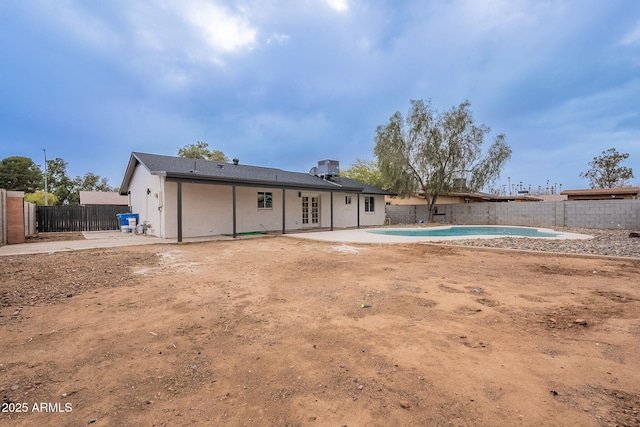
36,205,131,232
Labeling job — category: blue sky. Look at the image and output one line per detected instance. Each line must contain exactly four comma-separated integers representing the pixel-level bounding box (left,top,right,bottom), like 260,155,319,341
1,0,638,194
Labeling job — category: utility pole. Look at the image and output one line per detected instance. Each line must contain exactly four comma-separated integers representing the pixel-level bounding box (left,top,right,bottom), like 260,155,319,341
43,149,48,206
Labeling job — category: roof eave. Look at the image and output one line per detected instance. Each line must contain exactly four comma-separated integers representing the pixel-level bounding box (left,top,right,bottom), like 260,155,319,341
164,172,367,192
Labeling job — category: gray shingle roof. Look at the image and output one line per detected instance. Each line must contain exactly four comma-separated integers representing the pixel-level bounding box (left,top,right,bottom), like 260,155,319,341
120,152,393,195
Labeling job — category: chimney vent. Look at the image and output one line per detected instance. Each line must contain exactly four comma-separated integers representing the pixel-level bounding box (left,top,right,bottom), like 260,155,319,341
233,158,239,165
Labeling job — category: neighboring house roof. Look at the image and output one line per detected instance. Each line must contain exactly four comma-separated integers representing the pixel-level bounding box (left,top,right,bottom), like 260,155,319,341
399,190,542,202
120,152,394,196
79,191,129,205
560,187,640,196
445,191,542,202
535,194,568,202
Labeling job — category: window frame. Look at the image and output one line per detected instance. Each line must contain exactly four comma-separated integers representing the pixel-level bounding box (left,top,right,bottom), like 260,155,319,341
345,195,352,205
364,195,375,212
257,191,273,209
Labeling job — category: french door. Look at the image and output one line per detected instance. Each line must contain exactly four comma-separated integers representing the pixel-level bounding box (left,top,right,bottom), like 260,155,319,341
302,195,319,227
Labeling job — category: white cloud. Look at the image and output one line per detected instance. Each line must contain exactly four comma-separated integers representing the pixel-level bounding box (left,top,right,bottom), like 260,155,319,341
178,0,256,52
620,21,640,46
267,33,290,45
325,0,348,12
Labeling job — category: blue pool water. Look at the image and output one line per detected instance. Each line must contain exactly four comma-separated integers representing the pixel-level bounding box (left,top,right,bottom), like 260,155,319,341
367,226,560,238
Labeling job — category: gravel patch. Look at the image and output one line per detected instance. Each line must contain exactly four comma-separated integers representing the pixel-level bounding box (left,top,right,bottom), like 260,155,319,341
444,227,640,258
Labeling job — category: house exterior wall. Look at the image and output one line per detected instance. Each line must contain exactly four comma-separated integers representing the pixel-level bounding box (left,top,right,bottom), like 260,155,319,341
128,165,164,237
285,190,303,229
332,192,358,228
386,200,640,229
163,180,177,238
236,186,283,232
566,194,638,201
359,194,386,226
181,182,233,237
386,195,426,205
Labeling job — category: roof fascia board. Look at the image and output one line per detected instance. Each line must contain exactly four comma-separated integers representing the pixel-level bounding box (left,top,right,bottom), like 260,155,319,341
165,175,364,192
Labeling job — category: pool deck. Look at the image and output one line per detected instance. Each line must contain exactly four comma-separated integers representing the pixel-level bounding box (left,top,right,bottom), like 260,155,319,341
0,226,594,256
286,226,593,244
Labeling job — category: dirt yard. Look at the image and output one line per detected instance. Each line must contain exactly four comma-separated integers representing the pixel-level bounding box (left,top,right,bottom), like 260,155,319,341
1,236,639,426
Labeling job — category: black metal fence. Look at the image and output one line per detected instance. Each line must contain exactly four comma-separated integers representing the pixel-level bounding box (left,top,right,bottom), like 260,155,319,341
36,205,131,232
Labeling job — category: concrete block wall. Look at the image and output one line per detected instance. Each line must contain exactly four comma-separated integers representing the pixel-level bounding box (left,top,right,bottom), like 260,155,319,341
564,200,639,229
385,204,430,224
388,200,640,230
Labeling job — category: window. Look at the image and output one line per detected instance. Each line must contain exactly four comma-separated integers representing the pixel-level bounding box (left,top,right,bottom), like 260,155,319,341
345,195,352,205
258,192,273,209
364,196,375,212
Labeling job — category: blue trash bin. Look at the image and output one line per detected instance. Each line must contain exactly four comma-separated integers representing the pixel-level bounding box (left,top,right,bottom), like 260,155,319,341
117,213,139,233
117,213,139,226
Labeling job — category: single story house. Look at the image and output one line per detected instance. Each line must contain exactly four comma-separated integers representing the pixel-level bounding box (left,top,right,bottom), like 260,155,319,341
119,153,394,241
560,187,640,201
79,191,129,206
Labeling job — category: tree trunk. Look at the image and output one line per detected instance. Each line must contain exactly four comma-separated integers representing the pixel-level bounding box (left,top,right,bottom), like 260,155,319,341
427,194,439,222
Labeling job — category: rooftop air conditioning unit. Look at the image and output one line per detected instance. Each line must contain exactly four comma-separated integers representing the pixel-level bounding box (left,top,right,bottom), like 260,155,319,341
317,160,340,180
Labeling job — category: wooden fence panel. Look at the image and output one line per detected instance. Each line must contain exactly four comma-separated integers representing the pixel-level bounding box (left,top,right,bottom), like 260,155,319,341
36,205,131,232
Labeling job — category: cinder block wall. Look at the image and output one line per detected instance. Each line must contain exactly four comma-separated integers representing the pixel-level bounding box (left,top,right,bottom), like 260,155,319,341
7,191,25,244
387,200,640,229
385,204,430,224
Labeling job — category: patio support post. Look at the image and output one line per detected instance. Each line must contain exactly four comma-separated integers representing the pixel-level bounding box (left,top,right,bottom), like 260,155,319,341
330,191,334,231
177,181,183,242
357,193,360,228
282,188,286,235
232,184,237,238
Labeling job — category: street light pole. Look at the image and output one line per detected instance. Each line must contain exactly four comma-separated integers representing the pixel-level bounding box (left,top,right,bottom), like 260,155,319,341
43,149,48,206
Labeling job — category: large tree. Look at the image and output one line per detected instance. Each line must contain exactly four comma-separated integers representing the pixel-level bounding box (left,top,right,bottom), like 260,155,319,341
46,157,76,205
178,141,228,162
374,100,511,221
0,156,43,192
579,148,634,188
341,158,387,188
25,191,58,206
46,158,113,205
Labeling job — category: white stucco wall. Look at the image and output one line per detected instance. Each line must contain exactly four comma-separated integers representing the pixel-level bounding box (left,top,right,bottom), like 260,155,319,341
358,194,386,226
128,165,164,237
332,192,359,228
236,186,284,232
163,181,176,238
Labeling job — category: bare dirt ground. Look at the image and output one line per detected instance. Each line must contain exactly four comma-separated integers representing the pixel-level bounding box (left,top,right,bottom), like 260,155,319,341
1,236,640,426
25,232,85,243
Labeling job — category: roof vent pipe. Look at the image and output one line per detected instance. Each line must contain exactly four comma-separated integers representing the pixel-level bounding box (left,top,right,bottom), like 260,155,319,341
233,158,239,165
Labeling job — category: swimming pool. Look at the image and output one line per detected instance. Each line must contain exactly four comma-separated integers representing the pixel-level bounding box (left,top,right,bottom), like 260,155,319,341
287,226,592,243
368,226,560,238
